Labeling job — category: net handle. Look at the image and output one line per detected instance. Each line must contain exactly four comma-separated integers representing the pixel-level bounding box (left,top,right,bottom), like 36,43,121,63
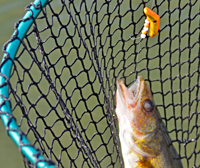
0,0,56,167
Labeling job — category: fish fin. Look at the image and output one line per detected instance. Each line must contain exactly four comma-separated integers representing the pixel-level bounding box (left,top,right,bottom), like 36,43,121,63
136,159,154,168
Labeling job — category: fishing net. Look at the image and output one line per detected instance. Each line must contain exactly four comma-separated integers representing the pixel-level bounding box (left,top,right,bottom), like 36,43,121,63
1,0,200,167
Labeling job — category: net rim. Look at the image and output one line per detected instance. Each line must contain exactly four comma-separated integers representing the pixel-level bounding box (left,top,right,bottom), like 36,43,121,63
0,0,56,167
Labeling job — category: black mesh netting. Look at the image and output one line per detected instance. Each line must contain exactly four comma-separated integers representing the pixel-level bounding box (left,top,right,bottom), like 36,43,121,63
1,0,200,167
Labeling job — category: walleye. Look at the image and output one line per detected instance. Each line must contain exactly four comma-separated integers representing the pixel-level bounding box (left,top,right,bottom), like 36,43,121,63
116,76,183,168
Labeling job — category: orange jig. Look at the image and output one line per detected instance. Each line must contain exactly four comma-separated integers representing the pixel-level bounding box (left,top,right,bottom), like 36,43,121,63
140,7,160,38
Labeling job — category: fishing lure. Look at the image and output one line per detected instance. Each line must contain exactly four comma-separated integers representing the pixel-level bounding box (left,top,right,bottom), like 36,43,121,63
116,76,183,168
133,7,161,74
140,7,160,38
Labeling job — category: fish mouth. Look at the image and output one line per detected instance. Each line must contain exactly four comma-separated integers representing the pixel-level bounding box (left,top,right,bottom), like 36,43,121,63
117,76,144,105
128,76,143,103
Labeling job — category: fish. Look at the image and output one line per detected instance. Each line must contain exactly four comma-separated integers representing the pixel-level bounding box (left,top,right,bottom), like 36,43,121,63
116,76,183,168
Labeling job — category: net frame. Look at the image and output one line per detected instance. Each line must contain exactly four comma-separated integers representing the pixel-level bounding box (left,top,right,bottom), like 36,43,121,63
0,0,56,167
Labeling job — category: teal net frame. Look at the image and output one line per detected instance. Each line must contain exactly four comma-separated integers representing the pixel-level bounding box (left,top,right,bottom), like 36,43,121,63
0,0,56,167
0,0,199,168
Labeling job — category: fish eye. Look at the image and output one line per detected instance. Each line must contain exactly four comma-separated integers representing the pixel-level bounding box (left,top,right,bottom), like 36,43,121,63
143,99,155,112
153,20,157,23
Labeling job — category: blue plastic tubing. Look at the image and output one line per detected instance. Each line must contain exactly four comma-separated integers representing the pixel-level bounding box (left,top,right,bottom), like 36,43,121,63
0,0,56,167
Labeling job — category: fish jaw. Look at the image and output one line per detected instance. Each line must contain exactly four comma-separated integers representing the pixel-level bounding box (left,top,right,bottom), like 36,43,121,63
116,79,138,123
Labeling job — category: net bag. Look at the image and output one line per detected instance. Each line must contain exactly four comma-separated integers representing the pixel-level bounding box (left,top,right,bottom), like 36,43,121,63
0,0,199,167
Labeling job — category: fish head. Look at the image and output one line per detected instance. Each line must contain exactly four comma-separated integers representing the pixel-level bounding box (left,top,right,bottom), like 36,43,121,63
116,76,160,138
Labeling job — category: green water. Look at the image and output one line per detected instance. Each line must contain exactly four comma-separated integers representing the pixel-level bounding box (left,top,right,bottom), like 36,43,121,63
0,0,199,168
